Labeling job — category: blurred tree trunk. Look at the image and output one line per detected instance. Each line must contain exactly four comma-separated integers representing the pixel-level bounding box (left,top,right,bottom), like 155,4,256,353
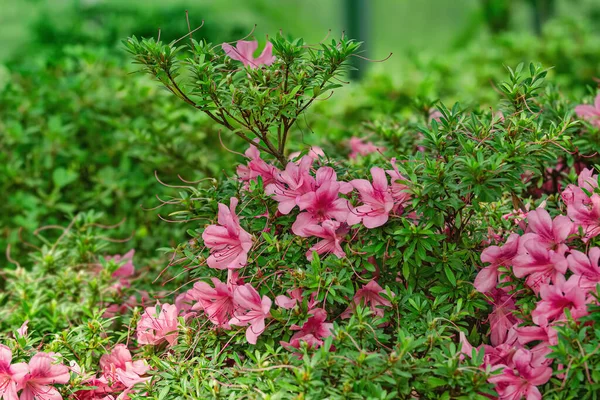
529,0,556,35
345,0,369,80
481,0,512,33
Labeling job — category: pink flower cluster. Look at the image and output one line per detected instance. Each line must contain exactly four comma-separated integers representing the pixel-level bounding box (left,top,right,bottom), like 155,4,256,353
236,142,410,261
177,271,271,344
471,168,599,399
74,345,150,400
0,346,69,400
178,142,410,345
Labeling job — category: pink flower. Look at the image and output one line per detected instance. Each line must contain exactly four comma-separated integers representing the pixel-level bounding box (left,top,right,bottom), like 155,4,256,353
575,94,600,128
532,275,589,324
275,289,318,311
385,158,411,213
102,291,152,319
16,321,28,338
0,345,28,400
14,352,70,400
304,220,348,261
347,167,394,229
290,309,333,341
522,208,573,253
282,309,333,352
73,376,112,400
137,303,179,346
487,289,521,346
348,137,384,159
577,168,599,192
185,275,238,328
292,167,352,236
567,193,600,239
429,109,443,123
475,234,520,293
341,280,393,319
106,249,135,279
202,197,253,270
265,157,315,214
236,141,279,189
515,323,558,367
512,237,568,291
222,40,275,69
230,284,272,344
99,345,150,389
488,348,552,400
288,147,325,161
567,247,600,290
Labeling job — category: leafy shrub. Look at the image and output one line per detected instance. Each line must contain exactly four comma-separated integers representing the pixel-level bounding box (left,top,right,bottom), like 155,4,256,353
2,17,600,399
0,46,231,266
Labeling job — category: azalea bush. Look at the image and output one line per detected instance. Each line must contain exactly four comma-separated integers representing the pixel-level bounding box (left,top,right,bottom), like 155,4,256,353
2,22,600,400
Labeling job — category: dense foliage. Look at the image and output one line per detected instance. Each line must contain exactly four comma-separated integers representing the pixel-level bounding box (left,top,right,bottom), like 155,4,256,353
1,16,600,400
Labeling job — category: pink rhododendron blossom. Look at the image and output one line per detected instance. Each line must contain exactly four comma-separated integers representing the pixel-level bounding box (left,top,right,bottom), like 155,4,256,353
106,249,135,279
282,309,333,352
487,289,521,346
280,334,323,354
385,158,411,213
488,348,552,400
521,208,573,253
567,247,600,290
567,193,600,239
16,321,28,338
347,167,394,229
73,377,113,400
574,94,600,128
288,146,325,161
229,284,272,344
99,345,150,389
512,237,568,291
304,220,348,261
14,352,70,400
275,289,317,311
341,280,393,319
531,275,589,324
137,303,179,346
0,345,27,400
475,233,520,293
202,197,253,270
265,157,315,214
103,291,152,319
348,137,385,159
292,167,352,236
185,275,239,328
289,309,333,341
577,168,599,192
429,109,443,123
236,141,279,189
222,40,275,69
515,323,558,367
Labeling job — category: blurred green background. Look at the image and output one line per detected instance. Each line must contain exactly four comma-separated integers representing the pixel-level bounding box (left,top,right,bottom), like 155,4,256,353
2,0,600,68
1,0,599,267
